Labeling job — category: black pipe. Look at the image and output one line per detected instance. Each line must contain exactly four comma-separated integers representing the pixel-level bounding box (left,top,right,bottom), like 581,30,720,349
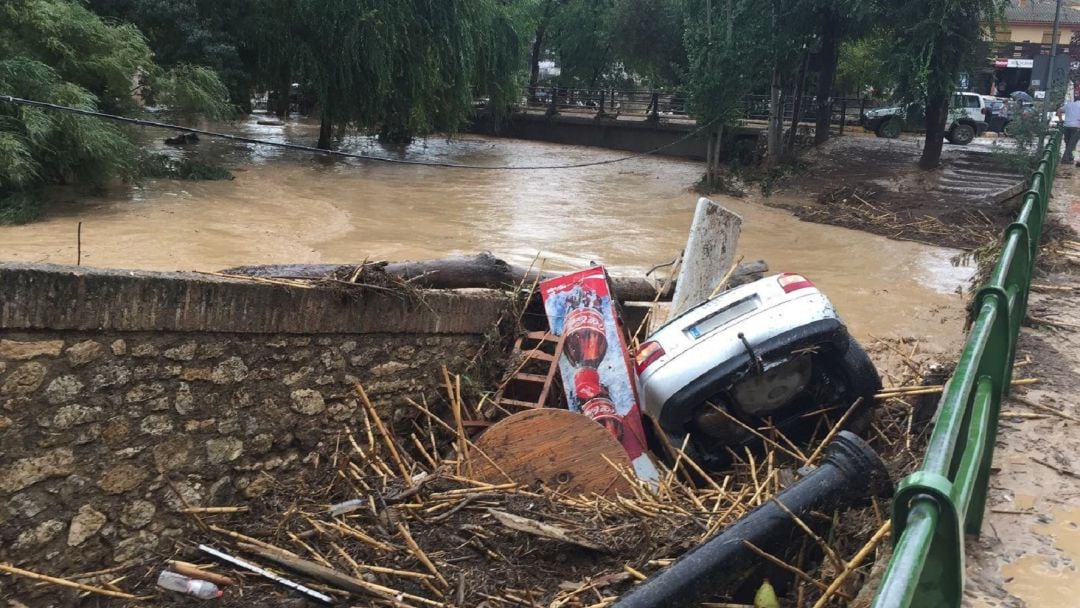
613,431,892,608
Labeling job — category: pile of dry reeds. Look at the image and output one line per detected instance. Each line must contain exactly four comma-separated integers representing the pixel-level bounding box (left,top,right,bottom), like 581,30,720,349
803,186,998,250
6,339,982,607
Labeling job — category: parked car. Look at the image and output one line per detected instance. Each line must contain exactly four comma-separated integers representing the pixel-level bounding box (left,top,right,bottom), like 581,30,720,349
981,96,1010,134
860,92,989,145
635,273,880,467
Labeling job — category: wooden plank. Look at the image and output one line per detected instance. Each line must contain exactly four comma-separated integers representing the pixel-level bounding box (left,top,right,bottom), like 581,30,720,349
524,331,558,341
535,332,565,408
468,409,633,497
511,373,550,384
497,398,544,409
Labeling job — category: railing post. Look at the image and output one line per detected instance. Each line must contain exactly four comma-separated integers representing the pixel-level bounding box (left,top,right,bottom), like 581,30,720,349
598,90,606,117
839,99,847,135
547,86,559,116
610,89,616,113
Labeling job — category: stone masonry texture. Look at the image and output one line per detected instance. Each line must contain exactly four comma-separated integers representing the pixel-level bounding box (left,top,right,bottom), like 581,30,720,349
0,264,507,596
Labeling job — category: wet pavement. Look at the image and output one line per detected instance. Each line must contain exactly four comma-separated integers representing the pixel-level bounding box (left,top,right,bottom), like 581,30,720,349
964,162,1080,608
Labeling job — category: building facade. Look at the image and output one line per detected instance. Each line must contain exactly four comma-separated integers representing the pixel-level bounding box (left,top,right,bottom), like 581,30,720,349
982,0,1080,96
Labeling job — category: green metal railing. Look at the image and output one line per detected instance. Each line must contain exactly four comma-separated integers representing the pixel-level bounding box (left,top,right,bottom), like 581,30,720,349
871,130,1062,608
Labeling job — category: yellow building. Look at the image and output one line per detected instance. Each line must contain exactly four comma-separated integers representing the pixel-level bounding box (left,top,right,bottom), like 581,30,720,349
984,1,1080,95
998,0,1080,44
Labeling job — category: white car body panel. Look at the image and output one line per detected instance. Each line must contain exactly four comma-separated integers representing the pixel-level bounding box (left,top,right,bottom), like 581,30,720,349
636,275,841,421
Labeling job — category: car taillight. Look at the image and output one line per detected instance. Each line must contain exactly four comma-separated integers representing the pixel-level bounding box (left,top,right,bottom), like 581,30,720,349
634,341,665,375
777,273,814,293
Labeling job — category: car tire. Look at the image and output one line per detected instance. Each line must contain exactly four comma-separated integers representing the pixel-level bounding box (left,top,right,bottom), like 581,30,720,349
947,123,975,145
837,340,882,436
876,119,901,139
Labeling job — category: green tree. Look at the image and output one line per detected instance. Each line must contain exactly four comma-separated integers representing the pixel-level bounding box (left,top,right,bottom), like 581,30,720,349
548,0,616,89
250,0,526,148
884,0,1006,169
606,0,686,88
835,33,893,98
0,0,229,223
88,0,258,111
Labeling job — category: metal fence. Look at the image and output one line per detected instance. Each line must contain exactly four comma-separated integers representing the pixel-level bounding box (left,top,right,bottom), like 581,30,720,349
870,130,1063,608
520,87,692,118
515,87,877,127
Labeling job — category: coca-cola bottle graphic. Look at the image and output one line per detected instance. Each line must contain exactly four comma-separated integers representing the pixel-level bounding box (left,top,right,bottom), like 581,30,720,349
563,287,608,368
573,367,602,401
580,383,624,443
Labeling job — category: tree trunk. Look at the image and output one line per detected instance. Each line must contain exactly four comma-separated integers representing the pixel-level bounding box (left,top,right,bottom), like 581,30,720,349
317,112,333,150
712,126,724,176
814,17,840,146
766,66,784,166
529,28,546,101
528,4,553,103
274,64,291,119
725,0,733,47
705,131,714,185
785,50,810,159
220,253,770,303
920,92,949,169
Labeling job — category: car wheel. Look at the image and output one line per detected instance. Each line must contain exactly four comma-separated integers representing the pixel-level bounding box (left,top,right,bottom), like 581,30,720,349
836,340,882,437
876,119,901,139
947,123,975,145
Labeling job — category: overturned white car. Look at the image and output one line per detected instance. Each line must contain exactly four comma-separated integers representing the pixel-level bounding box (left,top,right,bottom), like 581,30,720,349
636,273,880,466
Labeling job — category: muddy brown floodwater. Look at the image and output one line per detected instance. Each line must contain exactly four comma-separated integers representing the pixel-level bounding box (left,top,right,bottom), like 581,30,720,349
0,116,972,344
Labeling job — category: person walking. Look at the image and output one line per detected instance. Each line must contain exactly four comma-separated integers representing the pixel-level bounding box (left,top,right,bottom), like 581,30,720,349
1058,97,1080,163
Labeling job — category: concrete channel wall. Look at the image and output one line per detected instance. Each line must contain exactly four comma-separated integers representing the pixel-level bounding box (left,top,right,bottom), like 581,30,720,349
0,263,507,581
469,111,717,159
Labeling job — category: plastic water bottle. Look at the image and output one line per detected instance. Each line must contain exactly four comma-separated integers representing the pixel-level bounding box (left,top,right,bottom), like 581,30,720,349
156,570,223,599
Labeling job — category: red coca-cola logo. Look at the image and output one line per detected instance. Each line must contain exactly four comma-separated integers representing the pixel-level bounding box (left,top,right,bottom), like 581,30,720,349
583,397,624,442
582,396,617,419
564,307,605,334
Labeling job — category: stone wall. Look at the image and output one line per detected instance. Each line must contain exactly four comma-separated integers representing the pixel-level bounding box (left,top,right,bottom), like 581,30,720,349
0,263,508,593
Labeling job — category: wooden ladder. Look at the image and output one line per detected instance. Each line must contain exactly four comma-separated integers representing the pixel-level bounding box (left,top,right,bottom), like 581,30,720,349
492,331,565,410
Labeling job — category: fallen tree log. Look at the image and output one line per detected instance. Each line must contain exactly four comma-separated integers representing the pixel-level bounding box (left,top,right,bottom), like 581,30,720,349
221,253,768,302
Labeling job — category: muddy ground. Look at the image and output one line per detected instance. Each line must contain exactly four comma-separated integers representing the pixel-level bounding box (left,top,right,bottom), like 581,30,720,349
760,135,1026,251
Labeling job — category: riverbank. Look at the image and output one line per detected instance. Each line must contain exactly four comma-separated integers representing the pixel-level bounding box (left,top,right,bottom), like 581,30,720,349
755,135,1028,251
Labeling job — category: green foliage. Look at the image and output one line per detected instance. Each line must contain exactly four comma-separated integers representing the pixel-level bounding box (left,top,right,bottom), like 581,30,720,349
150,64,235,121
249,0,527,146
836,33,894,98
884,0,1005,103
684,0,770,127
88,0,258,109
0,192,46,225
0,0,230,222
991,97,1058,175
547,0,617,88
138,152,233,180
607,0,686,87
2,0,152,111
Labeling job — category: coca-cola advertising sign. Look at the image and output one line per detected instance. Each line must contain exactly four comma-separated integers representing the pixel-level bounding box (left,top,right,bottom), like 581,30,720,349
540,267,659,483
